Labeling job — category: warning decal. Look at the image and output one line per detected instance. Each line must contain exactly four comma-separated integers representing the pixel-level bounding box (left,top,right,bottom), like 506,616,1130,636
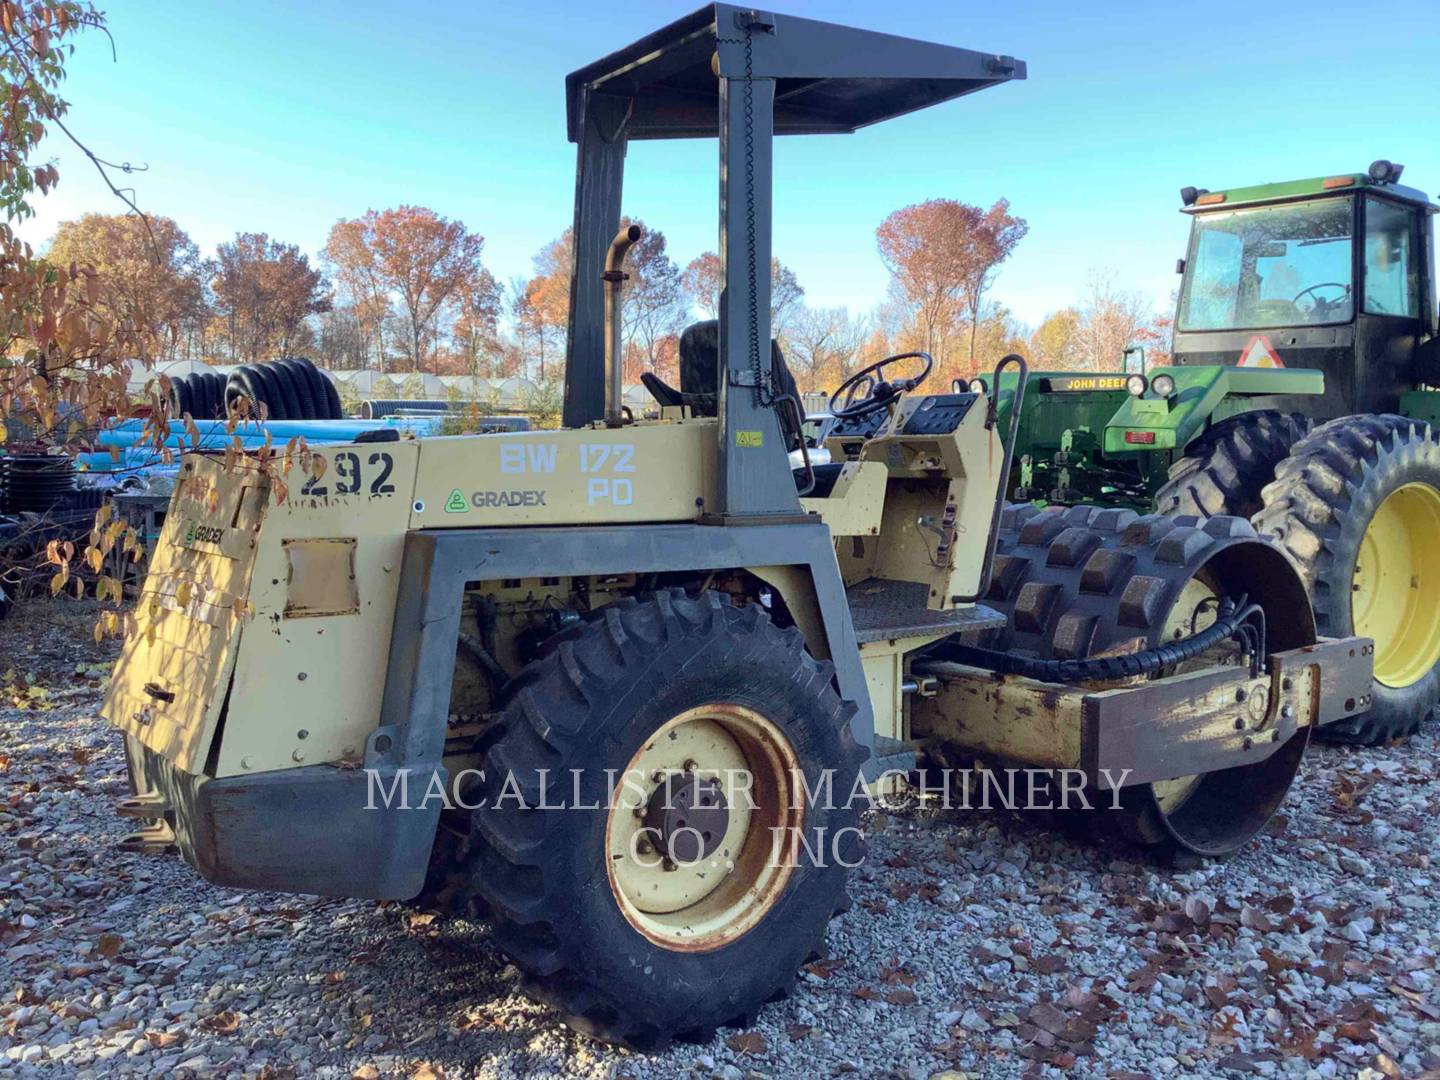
1237,335,1285,368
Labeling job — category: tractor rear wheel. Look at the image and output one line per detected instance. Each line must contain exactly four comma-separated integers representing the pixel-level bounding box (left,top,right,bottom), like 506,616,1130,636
453,590,865,1049
978,504,1316,860
1155,411,1311,520
1255,414,1440,745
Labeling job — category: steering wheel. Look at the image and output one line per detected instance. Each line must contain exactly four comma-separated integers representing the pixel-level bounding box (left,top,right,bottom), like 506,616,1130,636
1293,282,1349,316
829,352,933,420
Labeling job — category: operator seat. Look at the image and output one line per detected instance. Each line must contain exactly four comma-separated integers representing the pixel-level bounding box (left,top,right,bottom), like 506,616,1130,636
643,320,845,494
642,320,803,449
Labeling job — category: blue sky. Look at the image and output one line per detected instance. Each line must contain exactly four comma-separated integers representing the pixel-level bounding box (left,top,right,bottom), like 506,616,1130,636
16,0,1439,329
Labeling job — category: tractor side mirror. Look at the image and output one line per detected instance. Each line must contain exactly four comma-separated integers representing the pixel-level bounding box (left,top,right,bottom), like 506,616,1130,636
1175,258,1186,275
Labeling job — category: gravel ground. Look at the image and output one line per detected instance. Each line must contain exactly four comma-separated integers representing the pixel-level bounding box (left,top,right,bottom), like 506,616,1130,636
3,600,1439,1080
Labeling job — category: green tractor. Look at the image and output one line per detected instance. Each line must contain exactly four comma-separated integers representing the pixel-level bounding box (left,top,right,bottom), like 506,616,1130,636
989,161,1440,745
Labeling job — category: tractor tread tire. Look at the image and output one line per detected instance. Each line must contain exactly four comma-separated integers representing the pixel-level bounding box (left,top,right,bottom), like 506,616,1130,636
1254,413,1440,746
445,589,866,1050
1155,411,1313,520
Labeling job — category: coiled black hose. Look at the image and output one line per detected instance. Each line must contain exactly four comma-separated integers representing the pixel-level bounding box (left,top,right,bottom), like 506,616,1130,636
917,596,1266,684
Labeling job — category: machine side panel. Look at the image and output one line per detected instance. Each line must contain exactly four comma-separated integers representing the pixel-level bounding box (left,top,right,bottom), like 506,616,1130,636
373,522,879,778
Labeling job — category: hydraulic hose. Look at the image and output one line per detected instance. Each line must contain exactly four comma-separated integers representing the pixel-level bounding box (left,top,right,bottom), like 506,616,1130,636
916,597,1265,684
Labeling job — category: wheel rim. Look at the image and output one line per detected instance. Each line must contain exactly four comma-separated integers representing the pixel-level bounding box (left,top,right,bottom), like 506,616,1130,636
605,703,803,952
1353,482,1440,689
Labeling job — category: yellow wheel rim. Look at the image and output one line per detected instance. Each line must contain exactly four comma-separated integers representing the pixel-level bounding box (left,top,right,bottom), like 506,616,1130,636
1353,483,1440,688
605,703,803,953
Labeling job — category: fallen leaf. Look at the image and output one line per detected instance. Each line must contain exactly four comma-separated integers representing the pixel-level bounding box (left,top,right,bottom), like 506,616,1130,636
96,934,122,958
1239,906,1272,932
1028,1001,1068,1036
726,1031,767,1056
200,1010,241,1034
803,957,842,980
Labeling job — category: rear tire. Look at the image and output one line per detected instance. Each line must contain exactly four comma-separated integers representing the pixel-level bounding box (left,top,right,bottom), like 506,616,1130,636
455,590,865,1049
1155,411,1311,520
1255,414,1440,745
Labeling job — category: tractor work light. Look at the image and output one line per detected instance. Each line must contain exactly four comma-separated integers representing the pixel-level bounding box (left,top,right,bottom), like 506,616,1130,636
1126,374,1148,397
1151,373,1176,399
1368,159,1404,184
967,376,990,395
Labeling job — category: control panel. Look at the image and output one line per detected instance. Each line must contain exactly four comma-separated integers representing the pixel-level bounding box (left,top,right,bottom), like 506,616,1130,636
898,393,978,435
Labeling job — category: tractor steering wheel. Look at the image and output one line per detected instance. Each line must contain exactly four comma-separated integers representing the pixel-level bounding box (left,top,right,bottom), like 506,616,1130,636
1293,282,1349,316
829,352,934,420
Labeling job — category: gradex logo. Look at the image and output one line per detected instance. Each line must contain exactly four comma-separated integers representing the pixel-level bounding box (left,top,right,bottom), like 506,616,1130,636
184,521,195,544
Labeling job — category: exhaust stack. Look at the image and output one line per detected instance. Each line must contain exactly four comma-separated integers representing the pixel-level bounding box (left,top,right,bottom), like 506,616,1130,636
602,224,643,427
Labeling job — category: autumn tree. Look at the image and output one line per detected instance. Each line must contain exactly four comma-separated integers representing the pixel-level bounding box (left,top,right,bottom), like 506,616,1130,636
511,275,559,380
325,207,488,372
450,269,504,377
510,231,572,380
210,232,329,361
311,306,368,370
786,306,866,391
47,213,204,361
876,198,1028,372
681,251,805,335
1029,307,1083,369
323,218,390,368
1076,269,1154,369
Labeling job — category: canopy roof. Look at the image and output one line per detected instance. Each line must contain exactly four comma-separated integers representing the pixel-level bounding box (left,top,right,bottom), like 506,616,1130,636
565,3,1024,141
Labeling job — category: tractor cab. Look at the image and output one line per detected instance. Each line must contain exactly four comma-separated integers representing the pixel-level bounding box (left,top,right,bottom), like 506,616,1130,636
1172,161,1439,419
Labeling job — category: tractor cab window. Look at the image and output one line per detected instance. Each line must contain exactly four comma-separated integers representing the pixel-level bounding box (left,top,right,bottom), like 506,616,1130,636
1179,199,1354,331
1363,198,1419,317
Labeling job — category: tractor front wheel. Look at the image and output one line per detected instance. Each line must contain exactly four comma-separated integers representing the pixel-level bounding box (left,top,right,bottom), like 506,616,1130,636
1255,414,1440,744
455,590,865,1049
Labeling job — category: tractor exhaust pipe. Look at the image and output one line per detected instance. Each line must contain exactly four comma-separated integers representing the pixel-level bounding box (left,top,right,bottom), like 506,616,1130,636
603,224,643,427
